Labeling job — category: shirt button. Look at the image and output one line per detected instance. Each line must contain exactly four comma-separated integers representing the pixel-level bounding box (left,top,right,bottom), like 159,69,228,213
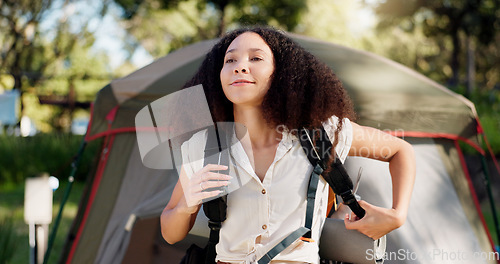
261,189,266,194
262,224,267,230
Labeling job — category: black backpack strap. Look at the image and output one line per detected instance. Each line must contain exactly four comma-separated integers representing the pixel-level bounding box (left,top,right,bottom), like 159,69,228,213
202,125,229,264
329,159,365,218
299,127,365,219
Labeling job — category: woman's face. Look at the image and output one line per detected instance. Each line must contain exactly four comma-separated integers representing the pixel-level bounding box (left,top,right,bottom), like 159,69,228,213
220,32,275,107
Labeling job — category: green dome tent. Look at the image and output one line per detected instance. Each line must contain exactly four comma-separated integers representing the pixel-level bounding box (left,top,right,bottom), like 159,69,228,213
57,34,499,264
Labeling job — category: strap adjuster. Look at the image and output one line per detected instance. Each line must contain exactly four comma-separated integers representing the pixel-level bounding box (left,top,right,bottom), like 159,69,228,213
300,237,315,243
208,220,222,231
340,190,356,205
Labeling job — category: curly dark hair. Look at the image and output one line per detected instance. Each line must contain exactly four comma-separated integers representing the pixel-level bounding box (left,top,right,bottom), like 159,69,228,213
183,26,355,152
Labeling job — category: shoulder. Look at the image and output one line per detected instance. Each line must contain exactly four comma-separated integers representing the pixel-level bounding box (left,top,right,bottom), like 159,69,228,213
322,116,353,142
322,116,351,131
180,129,208,160
322,116,353,163
184,129,208,146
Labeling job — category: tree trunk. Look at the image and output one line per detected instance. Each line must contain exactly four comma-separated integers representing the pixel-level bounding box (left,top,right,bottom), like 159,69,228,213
217,4,227,37
12,59,24,123
466,35,476,96
449,29,461,88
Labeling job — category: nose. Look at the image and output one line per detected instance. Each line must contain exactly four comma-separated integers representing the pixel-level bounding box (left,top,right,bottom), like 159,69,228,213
234,64,248,74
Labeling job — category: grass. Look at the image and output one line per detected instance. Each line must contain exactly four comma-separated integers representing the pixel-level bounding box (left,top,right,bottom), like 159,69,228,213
0,181,85,264
0,216,18,263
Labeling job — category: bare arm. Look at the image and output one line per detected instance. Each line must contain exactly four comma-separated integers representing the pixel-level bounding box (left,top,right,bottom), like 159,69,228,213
160,166,200,244
344,122,416,239
160,164,230,244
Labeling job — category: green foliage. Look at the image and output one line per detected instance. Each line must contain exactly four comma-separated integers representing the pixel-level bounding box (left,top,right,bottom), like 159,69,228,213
371,0,500,89
230,0,307,30
33,42,111,132
0,0,113,132
295,0,375,50
118,0,218,57
0,216,18,264
375,0,499,45
113,0,308,57
0,134,101,185
364,23,454,84
0,0,105,89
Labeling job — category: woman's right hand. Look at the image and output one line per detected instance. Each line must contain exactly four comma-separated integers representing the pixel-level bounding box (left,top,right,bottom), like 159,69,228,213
161,164,231,244
180,164,231,212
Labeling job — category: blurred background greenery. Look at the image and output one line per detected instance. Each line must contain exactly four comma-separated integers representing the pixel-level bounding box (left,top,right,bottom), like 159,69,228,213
0,0,499,263
0,0,498,138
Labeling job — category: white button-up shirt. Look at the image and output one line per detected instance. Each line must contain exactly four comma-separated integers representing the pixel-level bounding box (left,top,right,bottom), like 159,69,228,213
180,117,353,264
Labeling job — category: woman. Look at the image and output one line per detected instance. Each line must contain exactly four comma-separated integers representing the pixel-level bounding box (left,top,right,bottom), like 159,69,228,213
161,26,415,263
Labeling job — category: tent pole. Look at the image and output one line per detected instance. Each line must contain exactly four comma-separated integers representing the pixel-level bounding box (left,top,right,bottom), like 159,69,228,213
480,154,500,248
43,138,88,264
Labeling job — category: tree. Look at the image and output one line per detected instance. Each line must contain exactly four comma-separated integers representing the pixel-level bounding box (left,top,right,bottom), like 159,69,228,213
33,40,111,132
0,0,113,132
372,0,499,91
112,0,307,58
295,0,373,50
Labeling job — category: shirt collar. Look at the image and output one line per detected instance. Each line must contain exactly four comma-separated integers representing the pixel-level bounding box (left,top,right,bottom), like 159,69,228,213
278,125,297,150
227,125,298,181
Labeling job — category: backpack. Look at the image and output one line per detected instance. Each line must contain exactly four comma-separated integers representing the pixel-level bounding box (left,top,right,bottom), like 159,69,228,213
200,125,365,264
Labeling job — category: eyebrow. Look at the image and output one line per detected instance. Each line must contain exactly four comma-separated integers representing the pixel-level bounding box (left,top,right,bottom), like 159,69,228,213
225,48,265,55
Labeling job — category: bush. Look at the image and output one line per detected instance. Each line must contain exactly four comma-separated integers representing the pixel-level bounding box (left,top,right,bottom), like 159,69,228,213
0,133,101,185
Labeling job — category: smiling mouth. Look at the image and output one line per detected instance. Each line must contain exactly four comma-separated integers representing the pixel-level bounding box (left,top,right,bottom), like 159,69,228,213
231,80,255,85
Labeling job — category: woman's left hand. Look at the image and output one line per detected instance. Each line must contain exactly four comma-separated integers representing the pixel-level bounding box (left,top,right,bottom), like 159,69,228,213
343,200,405,240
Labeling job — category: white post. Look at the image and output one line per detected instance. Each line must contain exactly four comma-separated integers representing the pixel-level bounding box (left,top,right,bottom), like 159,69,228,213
29,222,36,264
25,174,53,264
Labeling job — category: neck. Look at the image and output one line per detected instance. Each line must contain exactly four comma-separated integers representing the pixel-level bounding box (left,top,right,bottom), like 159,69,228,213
233,105,281,149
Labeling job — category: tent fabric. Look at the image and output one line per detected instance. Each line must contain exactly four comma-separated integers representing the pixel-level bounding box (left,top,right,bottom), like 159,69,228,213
62,33,498,264
66,134,126,264
65,135,177,263
94,142,177,264
437,139,493,245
